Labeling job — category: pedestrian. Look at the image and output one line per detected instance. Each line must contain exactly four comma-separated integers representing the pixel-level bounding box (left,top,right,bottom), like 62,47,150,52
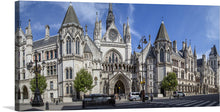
150,93,153,102
119,94,121,101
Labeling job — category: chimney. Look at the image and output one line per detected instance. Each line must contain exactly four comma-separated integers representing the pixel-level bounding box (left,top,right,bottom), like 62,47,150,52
45,25,50,39
173,40,177,53
182,41,185,50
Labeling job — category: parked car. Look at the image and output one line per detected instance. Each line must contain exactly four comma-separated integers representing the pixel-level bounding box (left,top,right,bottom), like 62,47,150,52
128,92,141,101
173,91,185,97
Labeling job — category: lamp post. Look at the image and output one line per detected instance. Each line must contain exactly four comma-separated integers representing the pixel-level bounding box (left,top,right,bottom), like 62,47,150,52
31,50,44,106
137,35,148,102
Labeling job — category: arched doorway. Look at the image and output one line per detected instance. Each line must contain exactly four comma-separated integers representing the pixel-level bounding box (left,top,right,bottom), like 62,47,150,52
114,80,125,95
23,86,28,99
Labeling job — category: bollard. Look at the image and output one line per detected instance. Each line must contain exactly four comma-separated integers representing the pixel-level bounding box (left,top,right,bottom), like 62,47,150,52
45,101,49,110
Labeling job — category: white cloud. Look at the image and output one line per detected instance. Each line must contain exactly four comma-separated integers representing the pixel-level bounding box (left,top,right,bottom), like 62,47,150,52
32,22,61,31
206,7,219,40
197,49,210,59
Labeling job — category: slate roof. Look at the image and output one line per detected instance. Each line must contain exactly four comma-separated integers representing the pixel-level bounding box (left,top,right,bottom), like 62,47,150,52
172,50,184,58
33,35,57,48
84,43,92,53
62,5,80,26
155,21,170,42
209,45,218,56
197,59,203,66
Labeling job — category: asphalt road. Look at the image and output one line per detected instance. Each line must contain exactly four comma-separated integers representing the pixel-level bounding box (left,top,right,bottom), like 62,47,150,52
21,94,219,110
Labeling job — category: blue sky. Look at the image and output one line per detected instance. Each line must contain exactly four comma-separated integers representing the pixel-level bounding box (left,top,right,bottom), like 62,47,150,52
15,1,219,59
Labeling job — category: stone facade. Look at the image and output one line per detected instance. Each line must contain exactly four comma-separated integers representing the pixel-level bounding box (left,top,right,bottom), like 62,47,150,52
15,3,219,103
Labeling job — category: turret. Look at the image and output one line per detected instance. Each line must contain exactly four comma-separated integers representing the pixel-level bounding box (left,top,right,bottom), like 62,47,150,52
194,46,197,72
45,25,50,39
202,54,206,66
93,12,101,48
26,19,33,63
173,40,177,53
125,17,131,43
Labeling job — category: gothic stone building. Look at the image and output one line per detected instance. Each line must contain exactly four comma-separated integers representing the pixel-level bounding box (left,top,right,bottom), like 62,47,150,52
15,3,219,103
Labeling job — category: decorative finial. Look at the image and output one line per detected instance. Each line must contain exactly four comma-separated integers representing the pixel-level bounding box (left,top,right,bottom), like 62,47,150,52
161,16,164,23
70,2,72,6
96,12,98,22
29,19,31,22
189,39,191,46
127,17,129,25
149,34,151,41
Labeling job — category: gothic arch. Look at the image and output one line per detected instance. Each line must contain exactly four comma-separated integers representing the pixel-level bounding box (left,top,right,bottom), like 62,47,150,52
22,85,28,99
104,49,123,63
109,72,131,95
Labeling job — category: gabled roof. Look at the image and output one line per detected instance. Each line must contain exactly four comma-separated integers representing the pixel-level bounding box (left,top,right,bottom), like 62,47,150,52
33,35,58,48
155,21,170,42
61,4,80,26
84,43,92,53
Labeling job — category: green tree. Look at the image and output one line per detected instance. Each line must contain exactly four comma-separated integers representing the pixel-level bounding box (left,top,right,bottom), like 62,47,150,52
74,69,94,99
30,74,47,94
161,72,178,99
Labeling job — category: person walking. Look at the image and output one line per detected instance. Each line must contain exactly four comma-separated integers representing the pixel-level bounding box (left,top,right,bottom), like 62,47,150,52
150,93,153,102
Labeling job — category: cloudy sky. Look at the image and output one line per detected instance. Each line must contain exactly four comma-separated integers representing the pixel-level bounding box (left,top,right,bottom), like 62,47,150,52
15,1,219,59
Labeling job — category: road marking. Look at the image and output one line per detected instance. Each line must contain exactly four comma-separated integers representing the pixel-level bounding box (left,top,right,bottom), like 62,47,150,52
175,100,197,106
193,101,211,107
184,100,204,107
205,102,217,107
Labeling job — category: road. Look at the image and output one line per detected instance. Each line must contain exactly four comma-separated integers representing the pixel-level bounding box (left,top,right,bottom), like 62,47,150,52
20,94,219,110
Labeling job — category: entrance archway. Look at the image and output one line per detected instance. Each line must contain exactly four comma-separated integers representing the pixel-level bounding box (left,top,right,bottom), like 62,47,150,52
23,86,28,99
114,80,125,95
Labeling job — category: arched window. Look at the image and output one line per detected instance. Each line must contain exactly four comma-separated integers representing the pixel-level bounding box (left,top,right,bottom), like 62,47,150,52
66,69,69,79
112,53,114,63
160,49,164,62
18,89,21,99
23,86,28,99
188,74,190,80
66,85,69,94
23,73,25,80
70,69,72,79
76,39,80,55
109,57,111,63
181,71,184,79
66,37,71,54
116,57,118,63
70,85,73,94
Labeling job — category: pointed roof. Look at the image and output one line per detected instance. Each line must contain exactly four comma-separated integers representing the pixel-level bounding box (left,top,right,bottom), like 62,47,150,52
209,45,218,56
61,4,80,26
155,21,170,42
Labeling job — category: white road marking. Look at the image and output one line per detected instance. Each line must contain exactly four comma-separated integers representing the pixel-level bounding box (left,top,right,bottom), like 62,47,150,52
205,101,217,107
193,101,211,107
184,100,204,107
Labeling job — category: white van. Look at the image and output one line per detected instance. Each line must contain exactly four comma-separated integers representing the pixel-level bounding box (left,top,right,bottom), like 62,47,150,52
128,92,141,101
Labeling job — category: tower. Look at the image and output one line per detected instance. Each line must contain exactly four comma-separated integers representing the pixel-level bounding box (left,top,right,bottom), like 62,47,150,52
106,3,115,30
124,17,131,63
26,19,33,64
209,45,219,87
154,21,172,96
93,12,102,48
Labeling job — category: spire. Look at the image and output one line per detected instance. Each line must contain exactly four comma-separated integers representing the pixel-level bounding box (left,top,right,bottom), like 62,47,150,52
127,17,129,26
27,19,32,35
194,46,197,57
109,3,113,12
61,4,80,26
126,17,130,35
185,39,187,50
106,3,115,30
96,12,98,22
154,21,170,43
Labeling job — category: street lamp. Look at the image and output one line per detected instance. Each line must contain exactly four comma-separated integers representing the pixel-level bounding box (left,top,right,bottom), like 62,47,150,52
31,50,44,107
137,35,148,102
